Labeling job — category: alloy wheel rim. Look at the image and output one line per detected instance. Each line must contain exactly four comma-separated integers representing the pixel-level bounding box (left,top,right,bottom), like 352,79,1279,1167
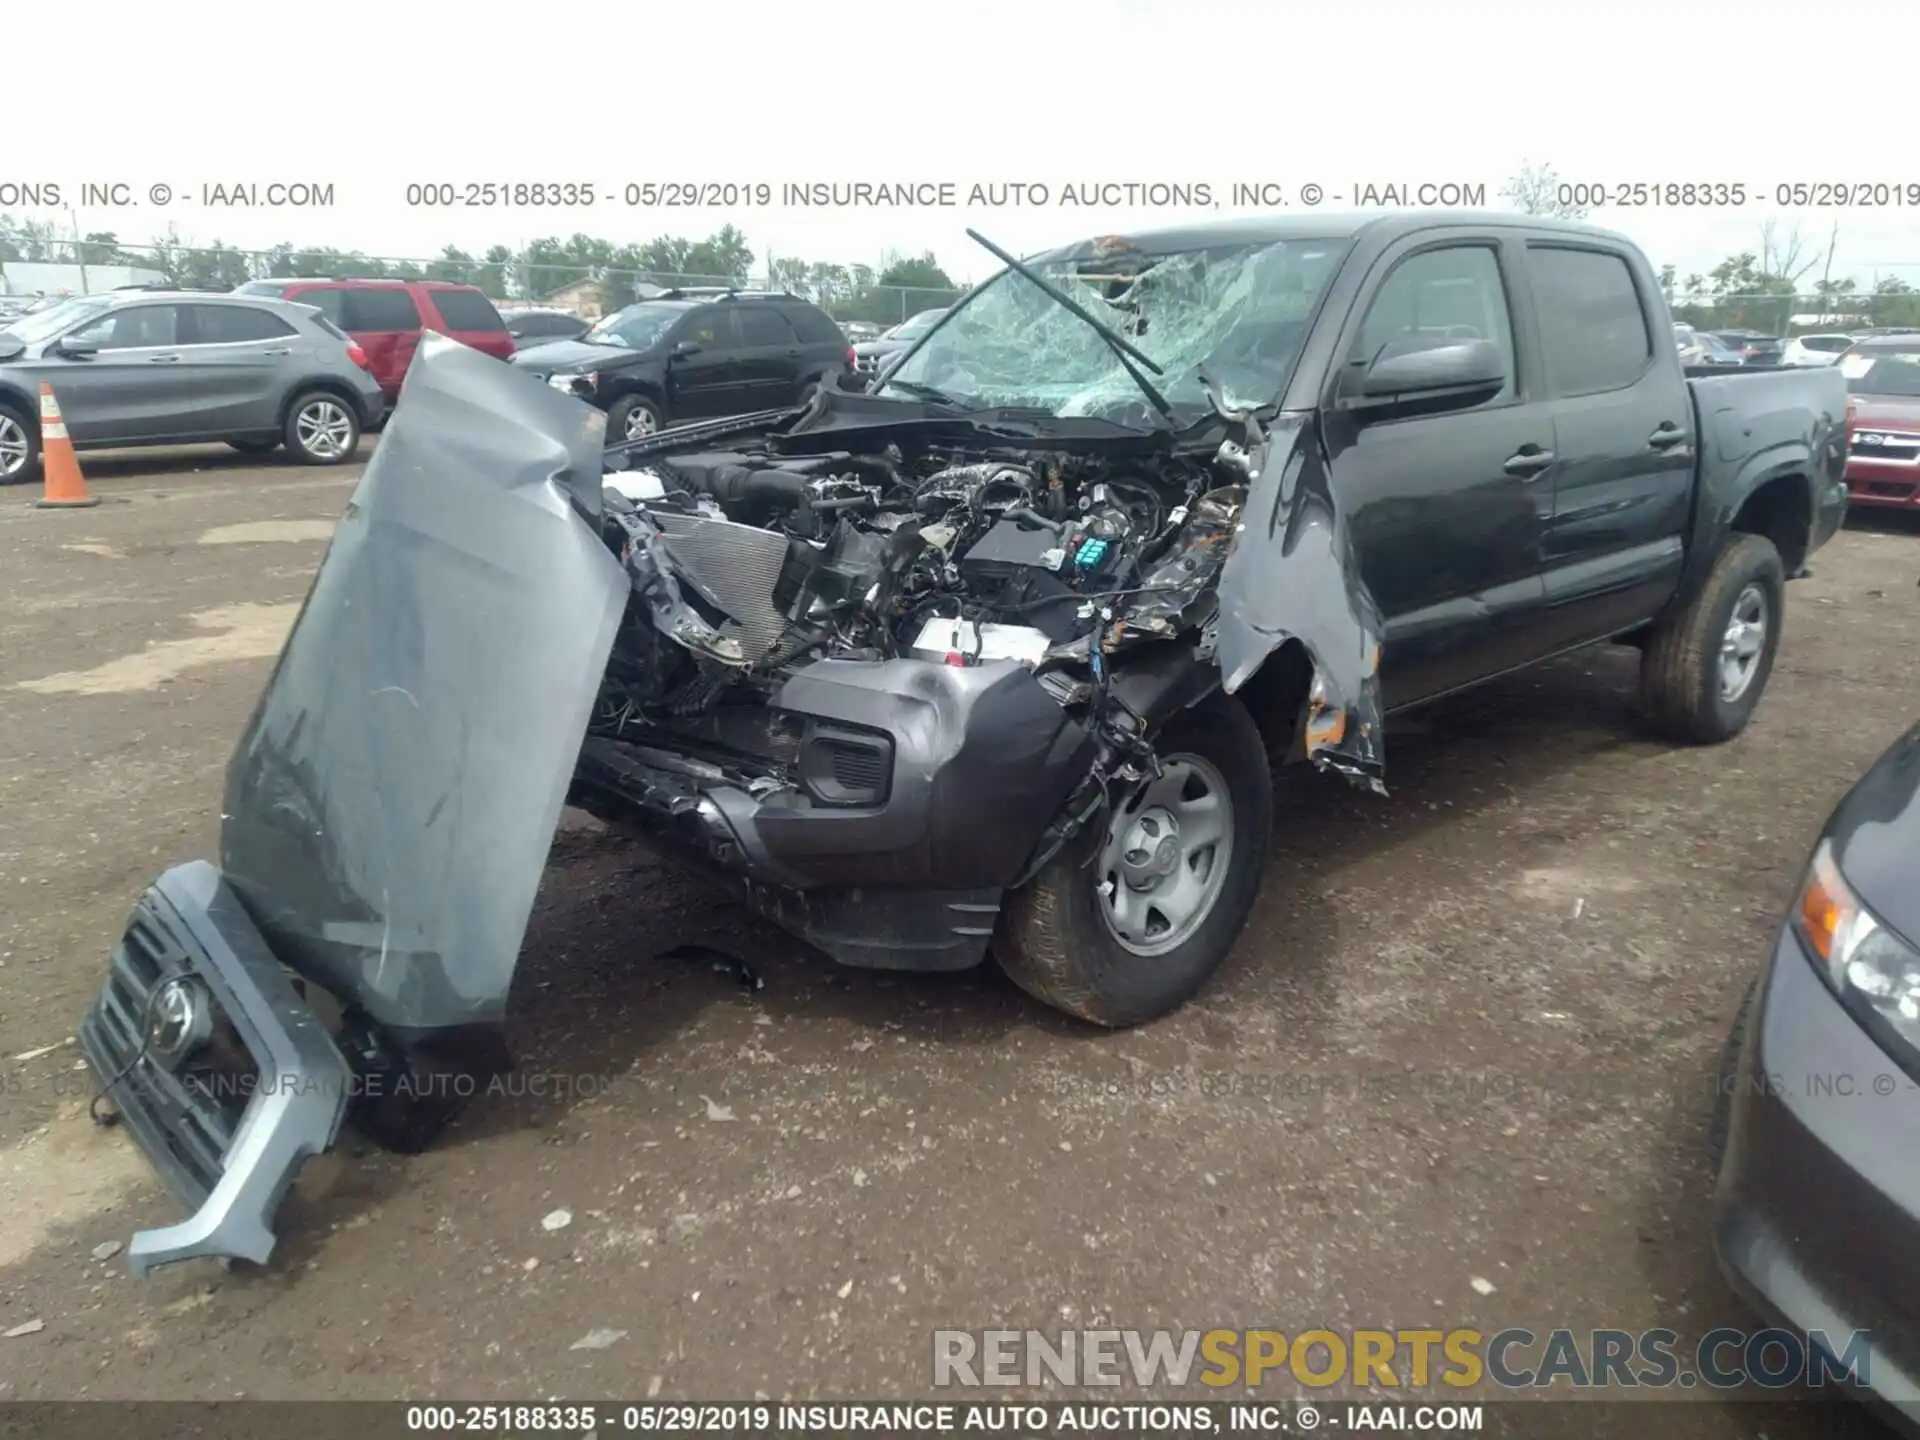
625,406,658,439
1719,584,1769,702
1096,753,1235,958
0,415,27,476
296,401,353,459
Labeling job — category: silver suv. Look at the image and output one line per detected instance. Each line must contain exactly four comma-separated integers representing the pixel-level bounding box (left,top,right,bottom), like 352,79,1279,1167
0,291,385,483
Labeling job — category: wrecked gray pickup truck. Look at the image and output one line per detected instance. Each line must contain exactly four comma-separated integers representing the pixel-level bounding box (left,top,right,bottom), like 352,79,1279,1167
78,213,1846,1273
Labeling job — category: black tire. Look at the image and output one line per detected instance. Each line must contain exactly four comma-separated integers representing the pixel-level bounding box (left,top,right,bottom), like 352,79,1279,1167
1639,533,1785,744
0,400,39,485
607,393,664,442
226,438,280,456
996,695,1274,1027
283,390,362,466
1708,979,1756,1171
347,1068,468,1154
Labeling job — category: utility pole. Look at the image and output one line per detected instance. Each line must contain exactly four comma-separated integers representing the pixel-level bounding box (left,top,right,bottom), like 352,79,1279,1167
1816,220,1838,328
69,209,89,294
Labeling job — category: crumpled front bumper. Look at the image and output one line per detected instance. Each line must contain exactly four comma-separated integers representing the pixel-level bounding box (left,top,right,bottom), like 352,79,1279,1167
75,860,351,1276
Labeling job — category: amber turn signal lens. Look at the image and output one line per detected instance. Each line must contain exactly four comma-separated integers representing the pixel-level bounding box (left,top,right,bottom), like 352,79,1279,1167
1797,843,1852,964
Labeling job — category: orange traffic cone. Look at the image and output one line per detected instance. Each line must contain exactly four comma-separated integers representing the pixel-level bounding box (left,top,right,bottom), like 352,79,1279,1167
33,383,98,509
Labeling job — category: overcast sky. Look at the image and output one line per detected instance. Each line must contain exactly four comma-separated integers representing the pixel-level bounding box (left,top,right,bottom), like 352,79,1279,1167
10,0,1919,289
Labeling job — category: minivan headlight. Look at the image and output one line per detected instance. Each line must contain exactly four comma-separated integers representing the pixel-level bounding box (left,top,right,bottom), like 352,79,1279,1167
1796,838,1920,1053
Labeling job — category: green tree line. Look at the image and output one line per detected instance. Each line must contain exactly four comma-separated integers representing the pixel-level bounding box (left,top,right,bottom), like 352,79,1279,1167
11,180,1920,333
0,216,963,324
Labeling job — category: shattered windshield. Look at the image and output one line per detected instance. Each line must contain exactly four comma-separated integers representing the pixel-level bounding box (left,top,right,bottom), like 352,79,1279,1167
880,237,1343,423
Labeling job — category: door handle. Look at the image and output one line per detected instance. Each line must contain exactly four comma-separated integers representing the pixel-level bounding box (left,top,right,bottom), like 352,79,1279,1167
147,354,181,363
1648,422,1687,450
261,347,292,356
1503,446,1555,477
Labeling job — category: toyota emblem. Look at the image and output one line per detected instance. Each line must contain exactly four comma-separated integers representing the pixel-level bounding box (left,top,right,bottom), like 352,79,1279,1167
147,977,213,1067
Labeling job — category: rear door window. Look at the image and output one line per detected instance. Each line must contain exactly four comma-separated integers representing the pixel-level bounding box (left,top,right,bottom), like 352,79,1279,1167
340,288,422,332
430,288,506,332
185,304,298,344
736,307,795,347
1526,245,1653,396
784,304,846,346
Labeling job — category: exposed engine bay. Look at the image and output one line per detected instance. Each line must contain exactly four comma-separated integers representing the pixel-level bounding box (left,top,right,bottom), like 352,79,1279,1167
597,440,1242,726
559,419,1281,972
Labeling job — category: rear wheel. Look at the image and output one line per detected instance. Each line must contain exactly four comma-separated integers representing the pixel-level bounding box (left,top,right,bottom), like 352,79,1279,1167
284,392,361,465
607,393,663,441
1639,533,1785,743
996,696,1273,1027
0,402,38,485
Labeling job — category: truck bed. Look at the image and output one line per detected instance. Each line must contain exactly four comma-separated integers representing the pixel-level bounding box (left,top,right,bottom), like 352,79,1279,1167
1683,362,1849,580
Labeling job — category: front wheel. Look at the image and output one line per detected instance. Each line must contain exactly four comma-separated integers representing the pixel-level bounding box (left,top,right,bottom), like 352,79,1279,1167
284,391,361,465
996,695,1273,1027
607,393,663,441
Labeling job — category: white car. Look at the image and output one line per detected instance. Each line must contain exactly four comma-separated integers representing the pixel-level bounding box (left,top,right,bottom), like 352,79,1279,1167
1781,334,1857,367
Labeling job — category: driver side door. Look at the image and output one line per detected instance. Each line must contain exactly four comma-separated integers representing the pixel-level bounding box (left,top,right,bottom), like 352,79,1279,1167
662,307,743,420
43,303,196,444
1320,232,1557,708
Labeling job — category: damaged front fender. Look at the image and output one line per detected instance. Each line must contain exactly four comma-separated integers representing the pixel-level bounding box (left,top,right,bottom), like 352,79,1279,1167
1214,411,1386,792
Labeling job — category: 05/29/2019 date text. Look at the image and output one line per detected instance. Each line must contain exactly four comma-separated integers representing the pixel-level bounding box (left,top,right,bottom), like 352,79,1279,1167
1559,181,1920,208
402,182,775,207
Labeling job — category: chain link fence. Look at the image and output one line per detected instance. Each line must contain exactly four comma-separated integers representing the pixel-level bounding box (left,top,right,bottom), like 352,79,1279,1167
9,234,1920,334
0,239,964,327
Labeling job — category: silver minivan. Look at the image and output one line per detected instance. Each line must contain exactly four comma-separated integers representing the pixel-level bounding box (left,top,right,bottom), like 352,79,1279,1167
0,290,386,483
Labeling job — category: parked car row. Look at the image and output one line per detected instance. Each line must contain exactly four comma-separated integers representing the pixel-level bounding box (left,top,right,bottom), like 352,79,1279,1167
851,306,949,380
0,289,385,483
506,289,855,440
1839,332,1920,512
0,276,863,479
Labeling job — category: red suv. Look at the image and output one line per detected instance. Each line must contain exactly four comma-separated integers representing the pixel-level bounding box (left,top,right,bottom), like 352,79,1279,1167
233,278,514,405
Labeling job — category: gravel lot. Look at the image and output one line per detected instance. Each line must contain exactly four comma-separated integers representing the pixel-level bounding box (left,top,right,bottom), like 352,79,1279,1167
1,445,1915,1433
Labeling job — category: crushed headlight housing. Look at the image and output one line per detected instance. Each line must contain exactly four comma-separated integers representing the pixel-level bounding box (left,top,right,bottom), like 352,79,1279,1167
548,371,595,396
1796,837,1920,1059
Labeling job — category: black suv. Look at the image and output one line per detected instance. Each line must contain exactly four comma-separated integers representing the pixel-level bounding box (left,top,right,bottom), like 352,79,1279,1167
508,288,853,440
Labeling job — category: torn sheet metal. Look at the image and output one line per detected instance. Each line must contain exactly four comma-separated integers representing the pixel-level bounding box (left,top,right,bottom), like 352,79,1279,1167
1214,411,1387,792
217,336,628,1065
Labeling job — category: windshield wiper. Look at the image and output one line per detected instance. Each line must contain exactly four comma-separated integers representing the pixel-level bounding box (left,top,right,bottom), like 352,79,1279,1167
879,378,963,408
964,227,1176,427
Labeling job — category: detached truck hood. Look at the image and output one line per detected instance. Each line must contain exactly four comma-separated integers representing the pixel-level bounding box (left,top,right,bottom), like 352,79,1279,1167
76,337,626,1274
220,335,627,1070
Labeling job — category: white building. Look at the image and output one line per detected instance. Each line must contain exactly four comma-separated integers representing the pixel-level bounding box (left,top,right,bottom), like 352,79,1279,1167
0,261,169,296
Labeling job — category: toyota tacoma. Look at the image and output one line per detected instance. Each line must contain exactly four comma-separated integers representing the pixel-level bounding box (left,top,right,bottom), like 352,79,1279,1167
78,213,1848,1272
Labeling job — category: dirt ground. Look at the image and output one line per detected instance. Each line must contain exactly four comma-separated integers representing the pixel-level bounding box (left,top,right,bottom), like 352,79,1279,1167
1,444,1916,1431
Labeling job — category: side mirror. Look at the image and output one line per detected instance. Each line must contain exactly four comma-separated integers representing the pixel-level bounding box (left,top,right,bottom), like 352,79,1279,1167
671,341,702,359
54,336,99,360
1355,338,1505,400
